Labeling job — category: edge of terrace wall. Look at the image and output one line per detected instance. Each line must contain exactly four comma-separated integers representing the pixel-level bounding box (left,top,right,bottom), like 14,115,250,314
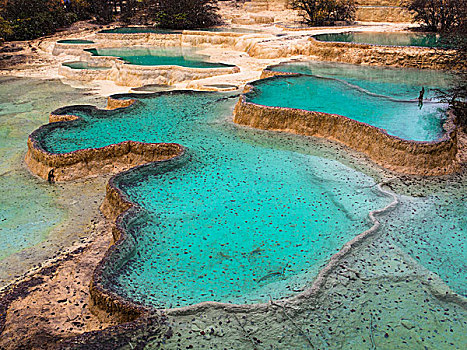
233,76,459,176
58,52,240,86
25,101,184,182
305,37,464,71
89,162,400,321
248,36,465,71
90,153,187,323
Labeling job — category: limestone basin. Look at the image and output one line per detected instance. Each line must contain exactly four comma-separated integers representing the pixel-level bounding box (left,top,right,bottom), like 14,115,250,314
27,90,392,310
59,47,240,87
313,31,454,49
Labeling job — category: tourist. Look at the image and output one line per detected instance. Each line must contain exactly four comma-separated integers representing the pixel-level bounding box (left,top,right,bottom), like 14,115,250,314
47,168,55,183
418,86,425,108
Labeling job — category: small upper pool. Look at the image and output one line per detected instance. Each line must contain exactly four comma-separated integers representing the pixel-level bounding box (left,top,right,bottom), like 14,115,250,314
313,32,453,48
84,47,235,69
99,27,181,34
57,39,95,44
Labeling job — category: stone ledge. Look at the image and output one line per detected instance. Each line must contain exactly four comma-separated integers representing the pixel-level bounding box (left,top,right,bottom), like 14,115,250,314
234,77,459,176
248,36,464,71
58,53,240,87
25,100,185,182
305,37,464,70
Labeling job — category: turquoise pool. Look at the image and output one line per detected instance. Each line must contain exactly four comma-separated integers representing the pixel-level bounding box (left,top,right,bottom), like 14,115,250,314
256,62,453,141
0,77,103,286
37,91,391,307
85,47,235,69
63,61,110,70
99,27,181,34
192,27,260,33
57,39,95,44
269,61,453,101
313,31,453,48
381,188,467,296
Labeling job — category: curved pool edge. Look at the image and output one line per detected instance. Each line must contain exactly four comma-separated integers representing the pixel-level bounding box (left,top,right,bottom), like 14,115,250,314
58,48,240,87
91,152,399,321
247,36,463,71
25,100,184,182
91,174,467,322
165,184,401,316
233,77,460,177
90,154,187,323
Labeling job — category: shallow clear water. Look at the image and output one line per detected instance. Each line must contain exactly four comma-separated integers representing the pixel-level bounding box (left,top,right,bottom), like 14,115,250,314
381,188,467,296
270,61,454,101
314,31,453,48
0,77,102,271
253,63,452,141
57,39,95,44
4,71,466,349
85,47,234,68
0,78,64,260
63,61,110,70
36,91,390,307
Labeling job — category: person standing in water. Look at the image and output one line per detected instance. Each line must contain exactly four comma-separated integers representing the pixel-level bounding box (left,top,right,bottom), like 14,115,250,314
418,87,425,108
47,168,55,184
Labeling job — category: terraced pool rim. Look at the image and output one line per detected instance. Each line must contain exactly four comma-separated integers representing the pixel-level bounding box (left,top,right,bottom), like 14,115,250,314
56,39,95,44
62,61,111,70
312,31,452,49
92,142,399,319
25,90,461,320
98,27,182,34
235,75,459,176
84,48,237,69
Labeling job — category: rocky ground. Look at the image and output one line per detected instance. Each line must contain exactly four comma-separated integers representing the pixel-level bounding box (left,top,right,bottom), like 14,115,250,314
0,214,117,349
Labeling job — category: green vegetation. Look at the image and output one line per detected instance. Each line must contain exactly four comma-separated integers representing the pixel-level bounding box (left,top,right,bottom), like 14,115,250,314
403,0,466,32
0,0,220,41
292,0,356,26
0,0,85,41
0,15,13,41
148,0,220,29
437,34,467,130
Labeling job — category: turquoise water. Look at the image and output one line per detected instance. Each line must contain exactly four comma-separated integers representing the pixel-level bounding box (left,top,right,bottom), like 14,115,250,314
0,173,62,261
0,78,63,260
57,39,94,44
63,61,110,70
85,47,234,68
269,61,454,101
252,62,453,141
0,77,102,266
36,91,390,307
314,31,453,48
381,188,467,296
99,27,180,34
6,69,465,348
